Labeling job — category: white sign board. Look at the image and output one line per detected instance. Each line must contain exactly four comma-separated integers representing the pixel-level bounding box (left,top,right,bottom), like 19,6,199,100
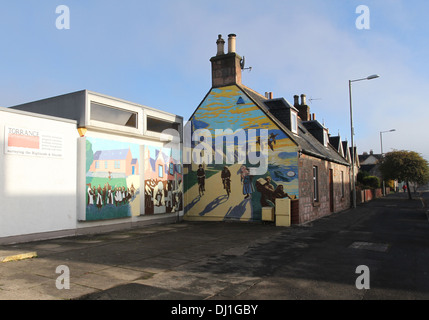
4,126,64,158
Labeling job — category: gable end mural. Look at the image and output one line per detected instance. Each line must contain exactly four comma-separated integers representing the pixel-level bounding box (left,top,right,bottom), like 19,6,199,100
184,85,299,222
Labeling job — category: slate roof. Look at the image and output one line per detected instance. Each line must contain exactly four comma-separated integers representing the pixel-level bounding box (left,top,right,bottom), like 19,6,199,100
329,136,342,153
93,149,130,161
342,141,350,161
359,153,382,164
237,84,349,166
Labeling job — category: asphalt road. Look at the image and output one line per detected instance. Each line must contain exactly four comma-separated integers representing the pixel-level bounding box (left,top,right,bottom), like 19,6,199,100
1,191,428,311
83,191,429,301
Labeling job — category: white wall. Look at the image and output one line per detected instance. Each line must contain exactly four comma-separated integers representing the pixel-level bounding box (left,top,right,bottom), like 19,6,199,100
0,108,78,238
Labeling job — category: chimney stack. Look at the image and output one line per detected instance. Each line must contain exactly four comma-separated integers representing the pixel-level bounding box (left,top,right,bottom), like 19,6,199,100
216,34,225,56
294,93,310,121
228,34,236,53
210,33,242,88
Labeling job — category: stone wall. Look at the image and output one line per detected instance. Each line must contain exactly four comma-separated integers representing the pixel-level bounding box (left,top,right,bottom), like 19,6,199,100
297,154,351,224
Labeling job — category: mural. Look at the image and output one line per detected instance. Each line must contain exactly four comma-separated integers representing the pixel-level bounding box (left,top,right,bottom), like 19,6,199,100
184,85,299,222
144,145,183,215
85,137,140,221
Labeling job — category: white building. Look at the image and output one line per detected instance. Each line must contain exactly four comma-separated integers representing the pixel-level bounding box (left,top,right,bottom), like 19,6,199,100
1,90,183,244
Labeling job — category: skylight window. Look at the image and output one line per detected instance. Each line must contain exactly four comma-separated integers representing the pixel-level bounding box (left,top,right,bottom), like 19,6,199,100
90,102,138,128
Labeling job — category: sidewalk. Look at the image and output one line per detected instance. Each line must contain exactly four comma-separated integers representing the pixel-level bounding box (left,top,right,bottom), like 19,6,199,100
0,192,428,300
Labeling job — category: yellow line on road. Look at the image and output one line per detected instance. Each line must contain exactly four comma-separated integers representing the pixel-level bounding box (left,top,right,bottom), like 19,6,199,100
0,252,37,263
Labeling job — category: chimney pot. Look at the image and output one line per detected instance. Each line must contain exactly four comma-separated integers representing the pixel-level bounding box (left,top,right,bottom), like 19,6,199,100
312,113,316,120
216,34,225,56
301,94,307,106
294,95,299,106
228,34,237,53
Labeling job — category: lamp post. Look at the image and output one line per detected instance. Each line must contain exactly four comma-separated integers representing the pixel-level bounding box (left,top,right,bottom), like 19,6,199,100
380,129,396,195
349,74,380,208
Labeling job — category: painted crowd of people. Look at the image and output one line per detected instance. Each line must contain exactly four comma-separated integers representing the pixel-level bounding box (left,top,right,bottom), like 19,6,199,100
87,182,136,210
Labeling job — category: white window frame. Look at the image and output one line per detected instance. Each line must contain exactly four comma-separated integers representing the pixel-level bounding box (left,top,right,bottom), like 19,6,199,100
291,111,298,134
313,166,319,202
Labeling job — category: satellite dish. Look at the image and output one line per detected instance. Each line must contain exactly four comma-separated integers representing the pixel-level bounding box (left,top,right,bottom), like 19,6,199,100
240,56,252,72
240,56,245,70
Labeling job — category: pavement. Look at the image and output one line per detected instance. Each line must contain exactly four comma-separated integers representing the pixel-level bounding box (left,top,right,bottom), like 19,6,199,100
0,191,428,303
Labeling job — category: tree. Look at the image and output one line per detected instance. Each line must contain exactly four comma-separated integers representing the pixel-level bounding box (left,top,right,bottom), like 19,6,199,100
379,150,429,199
86,140,94,173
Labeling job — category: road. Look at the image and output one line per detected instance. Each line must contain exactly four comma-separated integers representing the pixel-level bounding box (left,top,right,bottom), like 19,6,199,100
0,191,428,309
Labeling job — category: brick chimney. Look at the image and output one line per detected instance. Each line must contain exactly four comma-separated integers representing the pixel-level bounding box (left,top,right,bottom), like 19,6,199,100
210,34,243,88
294,94,310,121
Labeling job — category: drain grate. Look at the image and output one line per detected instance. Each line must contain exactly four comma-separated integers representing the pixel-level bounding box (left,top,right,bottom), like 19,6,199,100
349,241,389,252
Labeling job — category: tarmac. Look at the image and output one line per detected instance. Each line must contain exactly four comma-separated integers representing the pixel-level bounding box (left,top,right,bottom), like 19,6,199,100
0,191,428,303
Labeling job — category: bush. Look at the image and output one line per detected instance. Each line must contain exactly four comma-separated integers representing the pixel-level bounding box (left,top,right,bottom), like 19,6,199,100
362,176,380,189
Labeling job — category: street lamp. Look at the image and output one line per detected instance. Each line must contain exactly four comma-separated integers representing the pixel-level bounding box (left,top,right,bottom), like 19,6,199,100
349,74,380,209
380,129,396,195
380,129,396,155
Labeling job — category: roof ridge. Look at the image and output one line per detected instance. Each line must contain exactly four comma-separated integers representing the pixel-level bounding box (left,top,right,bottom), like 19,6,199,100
239,84,267,100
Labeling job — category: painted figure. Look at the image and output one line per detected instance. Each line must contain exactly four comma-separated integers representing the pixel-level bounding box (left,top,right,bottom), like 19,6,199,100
221,166,231,197
153,181,165,206
96,189,103,209
106,185,114,205
240,165,254,199
87,184,94,205
273,184,292,200
197,164,206,196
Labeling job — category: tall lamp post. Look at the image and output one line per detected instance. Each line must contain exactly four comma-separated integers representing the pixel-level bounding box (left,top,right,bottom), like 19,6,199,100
380,129,396,195
349,74,380,208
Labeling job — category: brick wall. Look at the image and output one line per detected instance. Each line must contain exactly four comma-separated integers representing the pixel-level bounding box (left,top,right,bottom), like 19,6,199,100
297,154,351,224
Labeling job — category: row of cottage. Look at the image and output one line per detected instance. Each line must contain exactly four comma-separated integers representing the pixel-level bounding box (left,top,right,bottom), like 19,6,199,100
0,34,356,244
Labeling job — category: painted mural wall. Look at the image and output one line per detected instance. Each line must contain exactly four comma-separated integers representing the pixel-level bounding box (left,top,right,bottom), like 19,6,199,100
184,85,299,222
85,136,141,221
144,145,183,215
85,136,183,221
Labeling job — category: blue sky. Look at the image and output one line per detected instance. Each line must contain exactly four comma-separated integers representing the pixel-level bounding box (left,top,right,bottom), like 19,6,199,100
1,0,429,160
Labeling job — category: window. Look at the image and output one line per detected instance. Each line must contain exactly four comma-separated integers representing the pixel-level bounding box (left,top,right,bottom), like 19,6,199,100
291,111,298,134
313,166,319,202
341,171,345,198
114,161,120,169
147,116,179,133
158,165,163,178
169,163,174,175
95,161,99,169
105,161,108,169
323,129,329,147
91,102,138,128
